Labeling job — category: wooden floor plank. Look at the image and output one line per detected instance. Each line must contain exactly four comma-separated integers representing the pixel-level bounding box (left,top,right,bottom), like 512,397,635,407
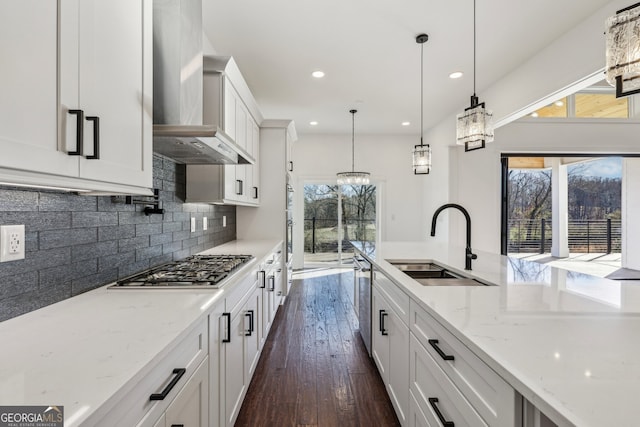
235,269,400,427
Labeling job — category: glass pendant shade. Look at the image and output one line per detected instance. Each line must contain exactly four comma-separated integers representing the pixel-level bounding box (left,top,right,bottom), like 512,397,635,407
412,144,431,174
606,3,640,97
336,171,370,185
456,96,494,152
337,109,370,185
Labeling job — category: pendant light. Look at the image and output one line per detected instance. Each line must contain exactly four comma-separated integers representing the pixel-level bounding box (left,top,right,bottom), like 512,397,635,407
456,0,494,152
605,2,640,98
412,34,432,174
337,109,370,185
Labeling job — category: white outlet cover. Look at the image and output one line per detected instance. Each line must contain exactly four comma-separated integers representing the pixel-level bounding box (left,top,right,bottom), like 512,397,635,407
203,217,208,231
190,217,196,232
0,224,25,262
223,215,227,227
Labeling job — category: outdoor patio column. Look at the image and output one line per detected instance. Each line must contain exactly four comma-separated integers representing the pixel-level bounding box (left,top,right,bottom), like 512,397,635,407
551,158,569,258
622,158,640,269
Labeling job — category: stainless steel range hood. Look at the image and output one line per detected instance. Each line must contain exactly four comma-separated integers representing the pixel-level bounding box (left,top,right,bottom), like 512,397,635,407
152,0,254,165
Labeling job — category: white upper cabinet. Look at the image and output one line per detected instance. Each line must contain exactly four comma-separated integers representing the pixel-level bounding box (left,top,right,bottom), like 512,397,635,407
0,0,152,194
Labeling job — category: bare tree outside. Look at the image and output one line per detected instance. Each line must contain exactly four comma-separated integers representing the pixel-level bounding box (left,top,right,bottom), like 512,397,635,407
304,184,376,264
507,157,622,254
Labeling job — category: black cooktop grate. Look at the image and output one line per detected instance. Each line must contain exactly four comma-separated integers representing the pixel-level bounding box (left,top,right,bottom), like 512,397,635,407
115,254,254,287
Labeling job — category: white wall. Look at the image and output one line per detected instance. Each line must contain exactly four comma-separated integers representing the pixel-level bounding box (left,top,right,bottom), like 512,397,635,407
293,133,426,243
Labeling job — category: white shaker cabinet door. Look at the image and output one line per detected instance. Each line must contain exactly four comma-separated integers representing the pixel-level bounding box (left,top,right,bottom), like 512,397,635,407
0,1,78,176
74,0,152,188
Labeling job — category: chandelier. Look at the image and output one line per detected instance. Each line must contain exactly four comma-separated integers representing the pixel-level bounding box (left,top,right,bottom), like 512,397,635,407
412,33,432,174
337,109,370,185
456,0,494,152
605,2,640,97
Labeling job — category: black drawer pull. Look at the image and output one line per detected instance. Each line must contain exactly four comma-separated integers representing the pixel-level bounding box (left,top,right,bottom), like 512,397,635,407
85,116,100,159
249,309,255,333
67,109,84,156
379,310,388,335
428,397,454,427
245,310,253,336
253,186,258,199
428,339,455,361
171,425,184,427
236,179,243,195
149,368,186,401
258,270,266,288
222,312,231,343
288,160,293,172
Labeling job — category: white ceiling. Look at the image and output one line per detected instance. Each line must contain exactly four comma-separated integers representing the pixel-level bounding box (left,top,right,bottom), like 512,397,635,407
202,0,612,136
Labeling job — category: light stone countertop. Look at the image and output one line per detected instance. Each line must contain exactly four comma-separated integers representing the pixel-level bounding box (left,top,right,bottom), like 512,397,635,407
0,239,281,426
356,241,640,427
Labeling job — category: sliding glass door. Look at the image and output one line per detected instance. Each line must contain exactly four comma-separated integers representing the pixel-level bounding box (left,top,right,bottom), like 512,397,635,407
303,183,376,267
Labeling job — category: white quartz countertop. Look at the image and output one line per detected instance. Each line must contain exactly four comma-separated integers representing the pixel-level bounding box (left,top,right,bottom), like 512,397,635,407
356,241,640,427
0,239,281,426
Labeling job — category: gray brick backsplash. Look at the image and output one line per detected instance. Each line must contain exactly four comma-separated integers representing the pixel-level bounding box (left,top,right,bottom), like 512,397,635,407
136,245,163,262
135,222,162,237
0,212,71,231
72,211,118,228
98,224,136,241
0,155,236,322
39,191,97,212
71,241,118,262
0,188,39,211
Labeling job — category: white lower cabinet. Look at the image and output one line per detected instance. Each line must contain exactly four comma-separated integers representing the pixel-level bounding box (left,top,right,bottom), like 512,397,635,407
156,357,209,427
409,300,515,427
408,390,432,427
372,280,410,426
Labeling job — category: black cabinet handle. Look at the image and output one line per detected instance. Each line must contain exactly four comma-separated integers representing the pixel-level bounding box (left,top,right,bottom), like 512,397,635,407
149,368,186,400
268,275,275,291
222,312,231,343
85,116,100,159
428,398,454,427
258,270,266,288
253,186,258,199
171,425,184,427
249,309,254,333
379,310,388,335
236,179,243,195
428,339,455,361
245,311,253,336
67,109,84,156
288,160,293,172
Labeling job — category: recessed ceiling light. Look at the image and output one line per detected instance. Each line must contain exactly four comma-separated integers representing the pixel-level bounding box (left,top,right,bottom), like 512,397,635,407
531,112,539,118
309,121,318,126
311,71,325,78
401,121,410,126
449,71,463,79
555,100,564,107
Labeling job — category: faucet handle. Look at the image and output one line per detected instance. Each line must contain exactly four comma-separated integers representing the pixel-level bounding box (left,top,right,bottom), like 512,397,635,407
469,253,478,260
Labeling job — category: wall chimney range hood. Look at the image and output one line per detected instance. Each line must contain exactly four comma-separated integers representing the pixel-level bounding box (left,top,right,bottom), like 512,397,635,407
152,0,254,165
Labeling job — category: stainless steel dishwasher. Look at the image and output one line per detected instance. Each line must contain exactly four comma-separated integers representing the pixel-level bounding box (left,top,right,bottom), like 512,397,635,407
354,256,372,356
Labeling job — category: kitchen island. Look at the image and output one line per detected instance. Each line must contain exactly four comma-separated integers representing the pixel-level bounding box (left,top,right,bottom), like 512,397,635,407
355,241,640,427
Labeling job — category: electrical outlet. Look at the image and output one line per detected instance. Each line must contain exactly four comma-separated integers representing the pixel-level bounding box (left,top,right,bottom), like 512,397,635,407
0,225,25,262
223,215,227,227
190,217,196,233
203,217,208,231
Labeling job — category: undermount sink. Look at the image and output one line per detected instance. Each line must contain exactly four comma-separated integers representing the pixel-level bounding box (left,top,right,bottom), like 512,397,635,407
386,259,491,286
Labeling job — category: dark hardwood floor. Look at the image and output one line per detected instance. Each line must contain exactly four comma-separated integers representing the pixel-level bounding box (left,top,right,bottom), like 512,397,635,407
235,269,401,427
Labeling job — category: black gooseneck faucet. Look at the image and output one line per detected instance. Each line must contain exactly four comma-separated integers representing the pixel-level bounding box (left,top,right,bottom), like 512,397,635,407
430,203,477,270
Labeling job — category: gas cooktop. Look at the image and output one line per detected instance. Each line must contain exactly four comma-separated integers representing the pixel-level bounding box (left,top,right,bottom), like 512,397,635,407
112,254,254,288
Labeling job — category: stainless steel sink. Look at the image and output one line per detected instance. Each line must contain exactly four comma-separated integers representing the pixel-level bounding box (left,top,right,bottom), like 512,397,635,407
386,259,491,286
